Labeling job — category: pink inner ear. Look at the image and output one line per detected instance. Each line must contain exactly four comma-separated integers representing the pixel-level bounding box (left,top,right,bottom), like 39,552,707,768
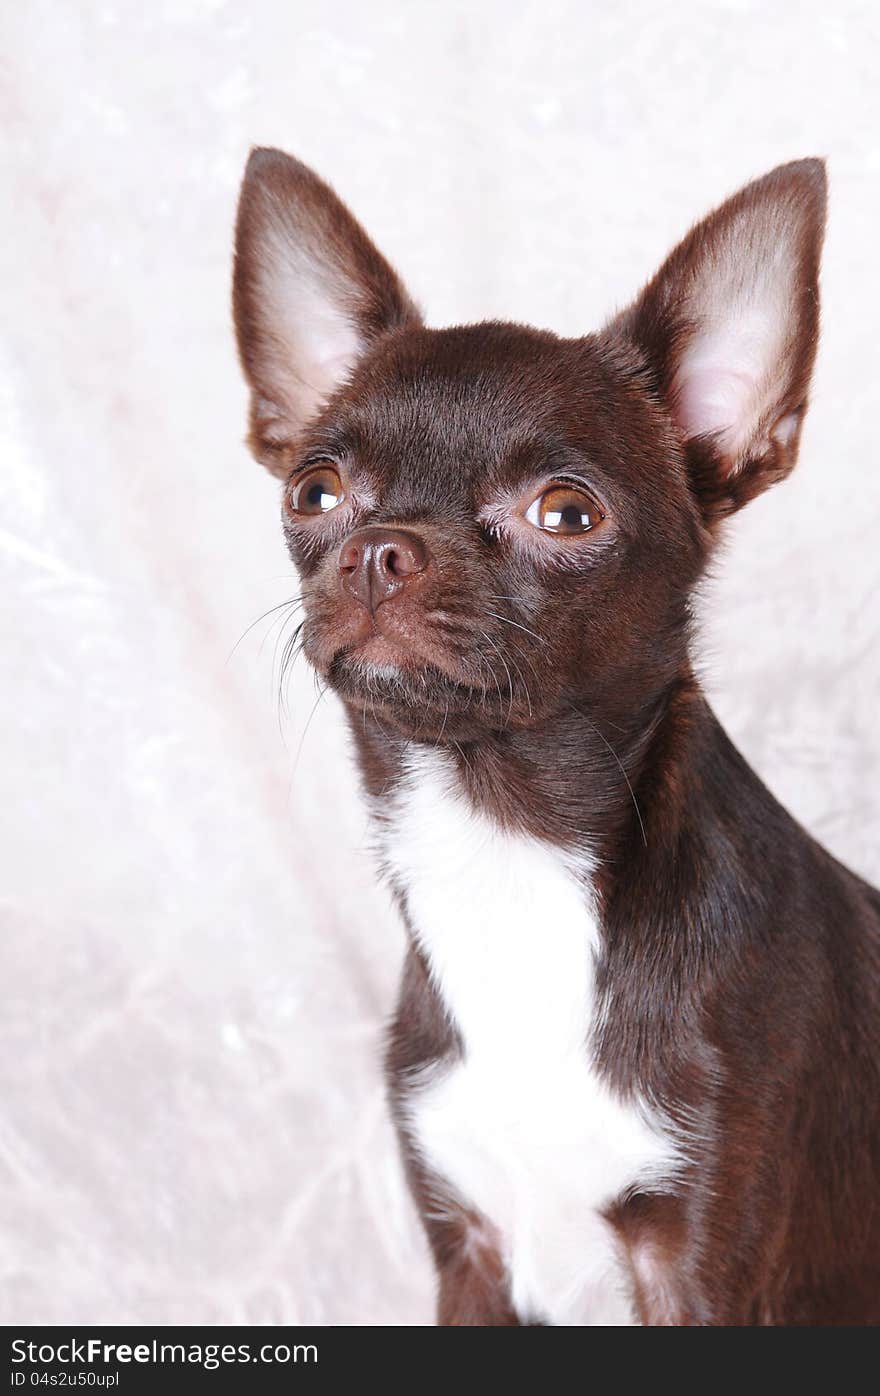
672,361,759,466
772,411,799,447
629,160,825,492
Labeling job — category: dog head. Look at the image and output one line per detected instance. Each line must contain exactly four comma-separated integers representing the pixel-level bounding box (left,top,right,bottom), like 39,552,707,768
233,150,825,742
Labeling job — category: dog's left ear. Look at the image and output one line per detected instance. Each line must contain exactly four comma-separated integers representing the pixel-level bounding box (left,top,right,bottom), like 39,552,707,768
614,159,827,518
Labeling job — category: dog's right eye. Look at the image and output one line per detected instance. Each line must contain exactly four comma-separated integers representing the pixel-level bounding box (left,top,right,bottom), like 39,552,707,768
287,464,345,516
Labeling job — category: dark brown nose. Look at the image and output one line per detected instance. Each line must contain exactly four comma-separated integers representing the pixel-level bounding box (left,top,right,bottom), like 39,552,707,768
338,526,430,613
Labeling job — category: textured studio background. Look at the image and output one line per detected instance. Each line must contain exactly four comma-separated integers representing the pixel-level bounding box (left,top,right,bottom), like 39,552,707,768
2,0,879,1325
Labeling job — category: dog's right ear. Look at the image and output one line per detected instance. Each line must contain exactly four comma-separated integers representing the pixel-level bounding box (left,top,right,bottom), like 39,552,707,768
233,148,420,476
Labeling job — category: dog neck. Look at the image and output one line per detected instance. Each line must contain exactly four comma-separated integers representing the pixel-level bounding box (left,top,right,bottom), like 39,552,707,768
347,662,702,876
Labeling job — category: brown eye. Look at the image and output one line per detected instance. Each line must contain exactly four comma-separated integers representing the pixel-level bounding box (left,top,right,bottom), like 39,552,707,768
288,464,345,516
525,485,602,534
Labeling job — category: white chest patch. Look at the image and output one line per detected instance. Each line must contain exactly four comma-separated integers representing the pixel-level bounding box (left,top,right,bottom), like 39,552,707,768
380,751,680,1326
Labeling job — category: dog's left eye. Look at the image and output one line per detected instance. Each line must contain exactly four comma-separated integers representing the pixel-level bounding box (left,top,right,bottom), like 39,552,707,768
525,485,602,534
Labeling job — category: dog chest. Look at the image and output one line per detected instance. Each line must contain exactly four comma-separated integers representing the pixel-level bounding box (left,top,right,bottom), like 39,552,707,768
383,753,679,1326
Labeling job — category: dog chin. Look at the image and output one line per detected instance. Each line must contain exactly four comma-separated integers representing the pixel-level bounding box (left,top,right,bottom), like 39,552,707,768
325,651,498,740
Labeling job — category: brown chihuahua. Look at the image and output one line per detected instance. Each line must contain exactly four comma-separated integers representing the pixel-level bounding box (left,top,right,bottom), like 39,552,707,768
233,150,880,1325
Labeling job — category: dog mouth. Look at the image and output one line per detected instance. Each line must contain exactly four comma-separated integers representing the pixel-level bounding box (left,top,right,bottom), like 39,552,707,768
322,633,533,739
327,644,489,713
303,602,540,737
